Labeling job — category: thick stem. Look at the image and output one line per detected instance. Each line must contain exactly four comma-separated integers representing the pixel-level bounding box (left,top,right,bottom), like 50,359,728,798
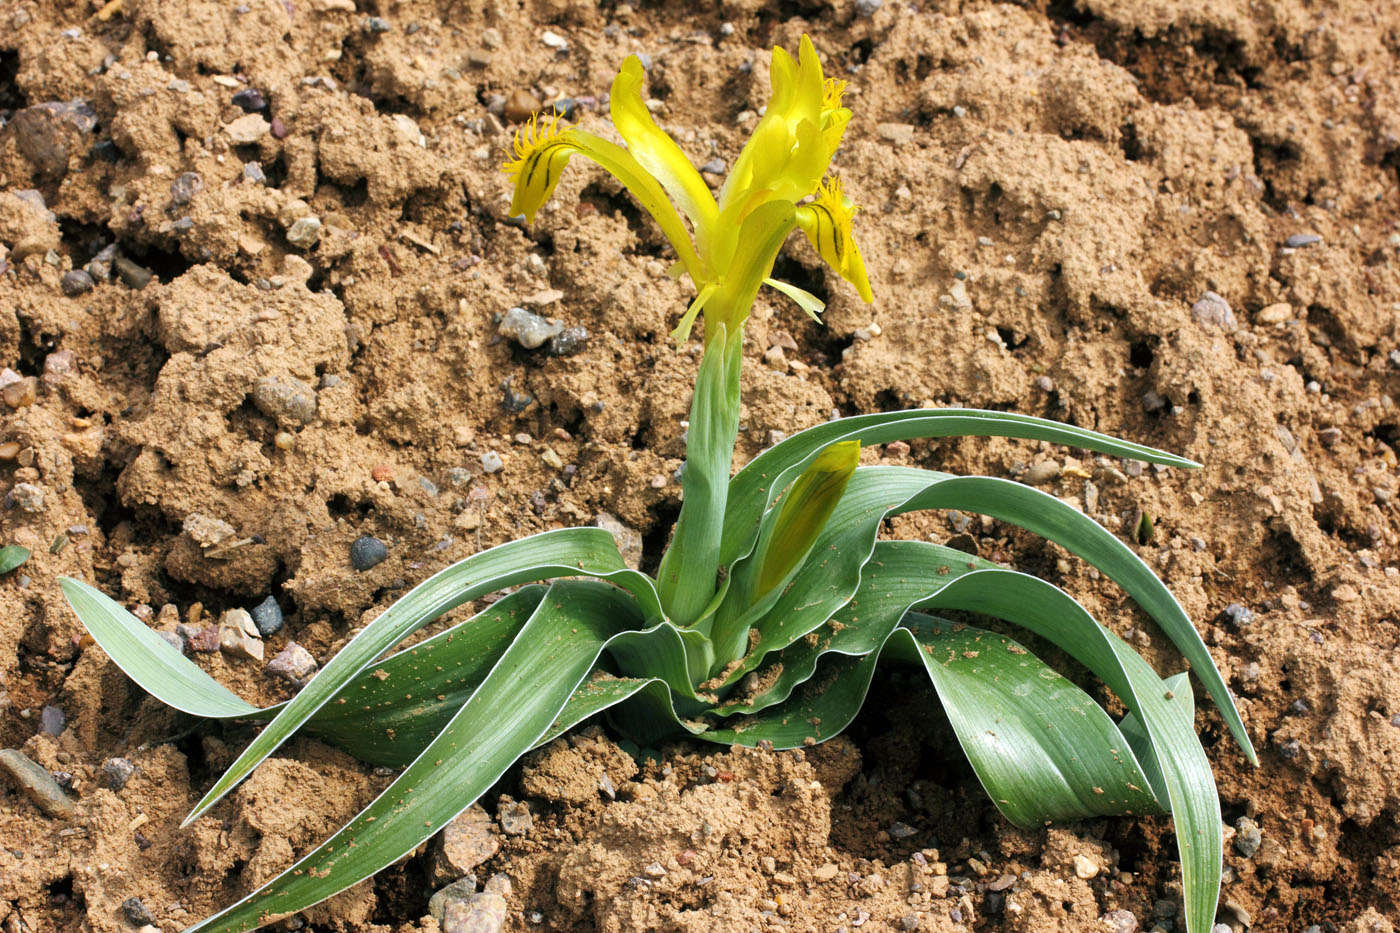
656,324,744,625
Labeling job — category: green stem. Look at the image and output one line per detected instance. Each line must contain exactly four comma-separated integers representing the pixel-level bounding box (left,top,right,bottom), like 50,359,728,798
656,324,743,625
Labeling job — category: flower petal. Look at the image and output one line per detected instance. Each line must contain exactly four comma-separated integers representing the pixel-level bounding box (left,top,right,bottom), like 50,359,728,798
764,277,825,323
795,178,873,303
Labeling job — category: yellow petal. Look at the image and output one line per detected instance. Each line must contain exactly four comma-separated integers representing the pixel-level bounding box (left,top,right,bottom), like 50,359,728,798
764,277,825,323
795,177,873,303
610,57,717,241
502,113,581,222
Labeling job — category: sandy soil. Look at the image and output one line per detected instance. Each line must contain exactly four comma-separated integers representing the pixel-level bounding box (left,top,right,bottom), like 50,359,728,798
0,0,1398,930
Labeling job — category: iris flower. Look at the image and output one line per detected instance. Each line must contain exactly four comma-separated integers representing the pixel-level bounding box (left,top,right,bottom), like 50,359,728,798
503,34,873,345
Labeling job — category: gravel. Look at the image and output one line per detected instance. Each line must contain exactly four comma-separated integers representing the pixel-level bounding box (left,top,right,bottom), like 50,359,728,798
60,269,93,295
1234,816,1262,858
266,642,317,685
498,307,563,349
251,375,318,427
103,757,136,790
250,595,284,636
350,535,388,571
0,749,76,817
1190,291,1237,331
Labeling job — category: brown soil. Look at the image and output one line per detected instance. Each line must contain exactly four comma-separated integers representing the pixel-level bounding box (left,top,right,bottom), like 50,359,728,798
1,0,1398,930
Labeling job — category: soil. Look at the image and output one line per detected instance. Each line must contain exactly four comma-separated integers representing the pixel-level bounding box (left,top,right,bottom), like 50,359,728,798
0,0,1398,930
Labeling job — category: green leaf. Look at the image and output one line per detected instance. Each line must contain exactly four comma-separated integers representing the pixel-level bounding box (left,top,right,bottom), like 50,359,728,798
722,408,1199,570
892,614,1162,825
657,323,742,624
0,545,30,574
174,527,636,825
186,580,647,933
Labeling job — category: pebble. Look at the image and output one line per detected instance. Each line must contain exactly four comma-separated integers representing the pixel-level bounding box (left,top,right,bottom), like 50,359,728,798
181,624,221,653
498,799,533,836
899,915,920,931
10,99,97,178
0,749,76,818
266,642,317,685
350,535,388,571
365,15,391,32
1284,233,1322,248
442,889,507,933
1234,816,1262,857
1257,302,1291,324
231,87,266,112
85,243,116,281
225,113,271,144
436,805,501,883
60,269,94,295
9,482,45,512
285,215,322,249
40,705,65,735
218,608,265,662
889,821,918,839
114,256,153,290
156,630,185,654
121,897,156,925
1101,910,1138,933
595,512,643,570
480,451,503,474
1024,460,1061,485
1221,603,1253,628
270,116,287,139
498,307,563,349
988,873,1016,892
699,158,726,175
1190,291,1236,331
855,0,883,17
169,171,203,206
428,877,478,923
103,757,137,792
251,375,318,427
1073,854,1099,879
504,89,543,123
541,29,568,50
548,326,589,356
243,161,267,185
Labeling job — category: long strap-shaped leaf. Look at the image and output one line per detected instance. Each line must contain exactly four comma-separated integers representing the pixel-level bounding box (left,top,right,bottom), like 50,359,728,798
151,527,649,824
722,408,1200,568
186,580,651,933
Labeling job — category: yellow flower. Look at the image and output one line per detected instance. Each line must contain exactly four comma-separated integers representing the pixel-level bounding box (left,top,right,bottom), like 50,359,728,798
503,35,872,345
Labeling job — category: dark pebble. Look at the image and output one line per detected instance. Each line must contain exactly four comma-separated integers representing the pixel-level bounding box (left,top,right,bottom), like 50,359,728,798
1221,603,1253,627
40,705,66,735
505,88,543,123
1284,233,1322,248
134,830,152,850
169,171,202,206
548,325,589,356
501,381,535,413
231,87,266,112
250,595,284,636
350,535,388,571
365,15,391,32
270,116,287,139
121,896,155,925
10,99,98,179
114,256,153,290
550,98,577,120
60,269,94,296
1277,737,1302,760
102,757,136,791
91,139,119,162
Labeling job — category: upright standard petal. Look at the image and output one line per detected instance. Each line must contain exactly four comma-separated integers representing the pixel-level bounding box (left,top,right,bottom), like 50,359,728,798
611,57,718,242
795,178,873,303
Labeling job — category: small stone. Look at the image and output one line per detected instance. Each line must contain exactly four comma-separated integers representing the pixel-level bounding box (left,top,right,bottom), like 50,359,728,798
2,377,36,409
0,749,76,818
40,705,65,735
251,375,318,427
498,307,563,349
156,630,185,654
480,451,504,474
1101,909,1138,933
371,464,395,483
900,915,920,931
595,512,642,570
434,805,500,884
498,799,533,836
181,624,221,653
442,891,507,933
1190,291,1237,331
225,113,271,144
547,325,589,356
541,29,568,50
988,873,1016,892
365,15,391,32
285,216,322,249
428,877,478,924
350,536,388,571
267,642,317,685
1141,390,1167,412
114,256,153,290
60,269,94,295
814,863,839,882
855,0,882,17
1073,854,1099,879
876,122,915,146
274,431,295,451
1024,460,1061,486
169,171,203,206
231,87,266,112
102,757,136,790
1284,233,1322,248
218,608,264,662
1234,816,1262,857
699,158,726,174
121,897,156,925
270,116,287,139
243,162,267,185
8,482,45,512
10,100,97,179
505,89,543,123
1257,302,1291,324
889,821,918,838
1221,603,1253,628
